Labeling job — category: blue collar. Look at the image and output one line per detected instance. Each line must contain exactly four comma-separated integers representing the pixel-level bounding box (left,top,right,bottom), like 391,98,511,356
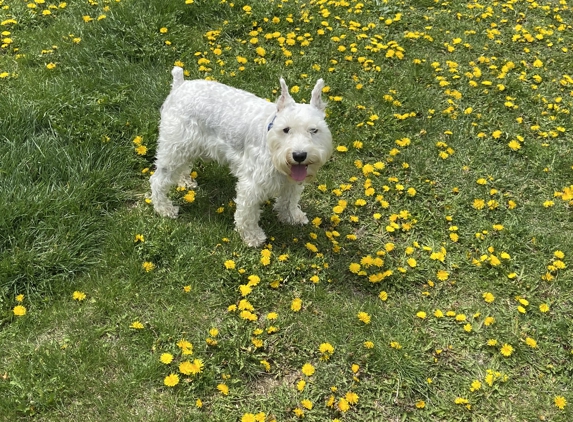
267,115,277,131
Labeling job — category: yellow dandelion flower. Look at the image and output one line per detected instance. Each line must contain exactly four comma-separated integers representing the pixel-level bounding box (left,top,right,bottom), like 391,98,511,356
217,383,229,395
305,242,318,253
543,200,554,208
349,263,361,274
554,396,567,410
164,373,179,387
239,285,252,297
301,363,315,376
72,291,86,301
239,310,257,321
483,292,495,303
319,343,335,355
500,343,514,357
473,198,485,209
345,391,359,404
357,311,371,324
142,261,155,272
242,414,256,422
238,300,253,311
160,353,173,364
177,339,193,351
508,140,521,151
246,275,260,288
293,408,304,417
13,305,27,316
183,190,195,203
436,270,449,281
291,298,302,312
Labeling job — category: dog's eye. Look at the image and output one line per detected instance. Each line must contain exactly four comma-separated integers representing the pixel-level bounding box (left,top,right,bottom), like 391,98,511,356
283,127,290,134
309,128,318,134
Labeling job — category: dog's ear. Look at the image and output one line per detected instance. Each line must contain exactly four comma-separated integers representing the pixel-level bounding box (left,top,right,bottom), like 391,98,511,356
310,79,327,112
277,77,295,111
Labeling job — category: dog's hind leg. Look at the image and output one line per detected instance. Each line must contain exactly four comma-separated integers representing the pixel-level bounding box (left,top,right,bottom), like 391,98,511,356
177,169,197,189
150,117,199,218
234,179,267,247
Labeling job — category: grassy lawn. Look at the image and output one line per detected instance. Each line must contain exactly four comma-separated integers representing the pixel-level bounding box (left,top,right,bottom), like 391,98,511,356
1,0,572,420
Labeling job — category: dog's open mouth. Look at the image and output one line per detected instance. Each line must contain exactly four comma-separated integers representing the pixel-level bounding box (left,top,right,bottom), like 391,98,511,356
290,164,308,182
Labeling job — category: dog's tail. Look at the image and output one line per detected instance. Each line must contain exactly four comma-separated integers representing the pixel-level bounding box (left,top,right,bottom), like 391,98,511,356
170,66,184,92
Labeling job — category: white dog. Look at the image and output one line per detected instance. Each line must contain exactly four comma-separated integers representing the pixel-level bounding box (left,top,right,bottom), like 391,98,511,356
150,67,333,247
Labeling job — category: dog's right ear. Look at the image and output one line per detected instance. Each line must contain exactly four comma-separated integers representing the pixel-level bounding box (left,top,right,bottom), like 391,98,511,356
276,77,295,112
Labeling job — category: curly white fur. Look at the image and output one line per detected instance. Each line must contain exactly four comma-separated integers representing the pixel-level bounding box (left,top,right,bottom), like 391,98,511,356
150,67,333,247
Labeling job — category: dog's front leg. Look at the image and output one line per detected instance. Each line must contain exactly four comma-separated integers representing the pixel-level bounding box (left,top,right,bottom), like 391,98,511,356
274,182,309,225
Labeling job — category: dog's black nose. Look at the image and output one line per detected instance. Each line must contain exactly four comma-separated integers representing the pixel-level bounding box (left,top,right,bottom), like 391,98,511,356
292,151,307,163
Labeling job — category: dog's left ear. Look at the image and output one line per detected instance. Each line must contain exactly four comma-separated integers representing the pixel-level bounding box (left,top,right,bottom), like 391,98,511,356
277,77,295,112
310,79,327,112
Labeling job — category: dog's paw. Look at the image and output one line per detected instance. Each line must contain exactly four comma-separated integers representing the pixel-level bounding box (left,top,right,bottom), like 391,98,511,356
178,174,197,189
155,203,180,219
277,208,309,225
239,227,267,247
290,209,308,224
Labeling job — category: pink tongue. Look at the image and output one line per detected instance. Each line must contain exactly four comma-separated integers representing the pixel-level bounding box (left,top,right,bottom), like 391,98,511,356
291,165,308,181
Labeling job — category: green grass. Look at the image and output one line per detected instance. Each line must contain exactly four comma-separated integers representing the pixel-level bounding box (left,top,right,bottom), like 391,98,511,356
1,0,572,420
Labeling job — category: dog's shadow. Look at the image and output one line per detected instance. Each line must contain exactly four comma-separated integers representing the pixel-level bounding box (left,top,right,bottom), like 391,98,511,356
177,162,235,225
176,162,320,241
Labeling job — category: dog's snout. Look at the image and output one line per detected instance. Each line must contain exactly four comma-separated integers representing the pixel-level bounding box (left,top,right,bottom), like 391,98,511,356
292,151,307,163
